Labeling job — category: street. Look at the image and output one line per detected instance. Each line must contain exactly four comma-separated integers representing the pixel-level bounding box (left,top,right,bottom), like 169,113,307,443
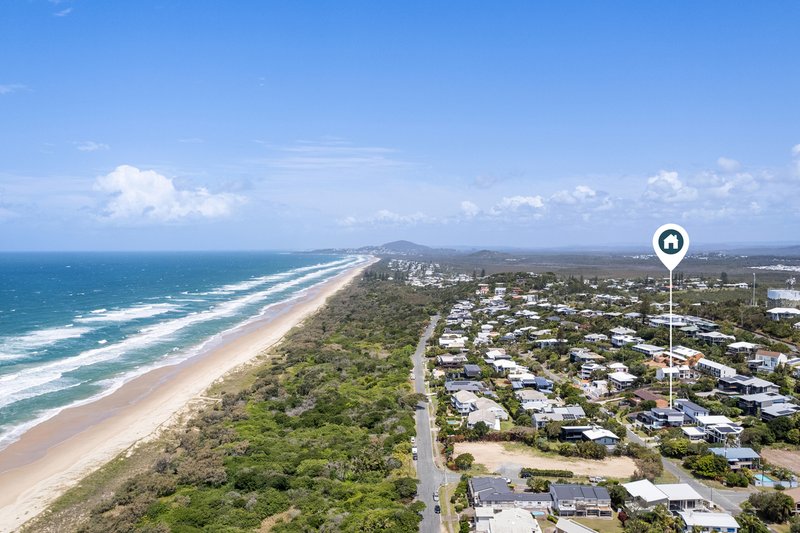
412,315,461,533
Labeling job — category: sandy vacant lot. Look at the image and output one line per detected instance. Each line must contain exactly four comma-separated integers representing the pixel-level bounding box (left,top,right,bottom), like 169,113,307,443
454,442,637,479
761,448,800,474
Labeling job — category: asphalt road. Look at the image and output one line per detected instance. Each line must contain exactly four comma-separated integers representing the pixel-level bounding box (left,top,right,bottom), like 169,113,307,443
412,315,460,533
413,315,441,532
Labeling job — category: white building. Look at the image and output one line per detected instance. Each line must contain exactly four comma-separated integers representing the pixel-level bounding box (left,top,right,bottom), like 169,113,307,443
694,358,736,378
676,511,739,533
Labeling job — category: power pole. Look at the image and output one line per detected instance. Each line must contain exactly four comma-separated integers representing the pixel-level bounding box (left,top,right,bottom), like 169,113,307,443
752,273,756,307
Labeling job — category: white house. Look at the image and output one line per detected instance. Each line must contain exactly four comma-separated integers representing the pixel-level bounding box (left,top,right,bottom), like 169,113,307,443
676,511,738,533
767,307,800,321
608,371,637,390
694,358,736,378
475,397,509,420
452,390,479,414
632,343,666,358
656,365,694,381
696,331,736,345
607,362,629,373
468,409,502,431
580,363,605,380
584,333,609,343
611,334,643,347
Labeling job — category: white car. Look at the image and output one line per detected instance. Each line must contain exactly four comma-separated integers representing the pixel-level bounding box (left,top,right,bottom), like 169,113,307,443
433,491,439,501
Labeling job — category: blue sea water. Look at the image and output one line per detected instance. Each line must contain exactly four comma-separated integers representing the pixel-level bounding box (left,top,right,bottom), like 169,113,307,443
0,252,366,450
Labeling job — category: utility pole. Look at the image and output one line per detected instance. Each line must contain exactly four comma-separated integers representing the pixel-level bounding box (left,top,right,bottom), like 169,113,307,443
752,273,756,307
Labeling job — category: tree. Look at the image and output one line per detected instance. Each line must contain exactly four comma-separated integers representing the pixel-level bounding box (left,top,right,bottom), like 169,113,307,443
393,477,419,499
606,483,628,510
454,453,475,470
685,453,729,479
721,272,729,285
737,511,770,533
527,478,550,492
659,438,690,458
748,492,795,523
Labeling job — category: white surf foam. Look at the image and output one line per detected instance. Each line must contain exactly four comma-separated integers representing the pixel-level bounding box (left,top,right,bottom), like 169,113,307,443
76,303,178,323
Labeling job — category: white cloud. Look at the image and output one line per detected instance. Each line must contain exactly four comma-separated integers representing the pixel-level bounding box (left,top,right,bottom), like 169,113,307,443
257,139,407,172
0,84,25,95
717,157,740,172
496,195,544,211
54,7,73,16
338,209,432,227
460,200,480,217
551,185,597,204
76,141,109,152
792,144,800,157
94,165,244,222
644,170,697,203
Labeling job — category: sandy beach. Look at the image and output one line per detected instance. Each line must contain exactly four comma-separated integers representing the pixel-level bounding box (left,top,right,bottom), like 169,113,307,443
0,258,375,533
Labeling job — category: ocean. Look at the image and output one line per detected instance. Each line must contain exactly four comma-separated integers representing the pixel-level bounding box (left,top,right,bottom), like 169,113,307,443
0,252,366,450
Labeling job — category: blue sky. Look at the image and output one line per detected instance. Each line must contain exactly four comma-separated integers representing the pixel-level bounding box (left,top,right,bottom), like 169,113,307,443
1,1,799,251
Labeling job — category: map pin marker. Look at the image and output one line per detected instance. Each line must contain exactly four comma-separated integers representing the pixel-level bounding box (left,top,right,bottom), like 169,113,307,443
652,223,690,272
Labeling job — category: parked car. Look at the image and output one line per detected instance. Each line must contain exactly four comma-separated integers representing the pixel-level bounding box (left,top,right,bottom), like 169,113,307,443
434,504,441,514
433,491,439,502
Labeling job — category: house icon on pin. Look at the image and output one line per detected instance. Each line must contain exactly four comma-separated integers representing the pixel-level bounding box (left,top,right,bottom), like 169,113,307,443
662,233,679,251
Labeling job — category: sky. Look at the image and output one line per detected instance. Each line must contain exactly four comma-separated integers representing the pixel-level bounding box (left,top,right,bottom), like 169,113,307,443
1,1,799,251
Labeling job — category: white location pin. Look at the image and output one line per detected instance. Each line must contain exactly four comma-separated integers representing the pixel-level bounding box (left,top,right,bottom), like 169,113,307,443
652,223,690,272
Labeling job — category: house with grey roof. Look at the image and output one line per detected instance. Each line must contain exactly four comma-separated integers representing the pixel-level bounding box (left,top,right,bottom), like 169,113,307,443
709,447,761,470
549,484,612,519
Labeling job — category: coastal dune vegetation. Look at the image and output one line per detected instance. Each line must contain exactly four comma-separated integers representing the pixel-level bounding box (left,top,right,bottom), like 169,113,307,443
26,270,440,532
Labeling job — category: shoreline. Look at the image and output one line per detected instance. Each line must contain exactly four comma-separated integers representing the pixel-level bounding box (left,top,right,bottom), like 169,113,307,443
0,257,375,532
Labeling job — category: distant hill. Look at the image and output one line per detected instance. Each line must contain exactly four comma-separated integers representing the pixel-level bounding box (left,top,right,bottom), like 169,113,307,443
380,240,433,253
467,249,513,260
306,240,456,257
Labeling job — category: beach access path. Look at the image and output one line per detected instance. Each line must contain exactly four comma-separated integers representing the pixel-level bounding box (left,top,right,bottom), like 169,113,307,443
0,257,376,533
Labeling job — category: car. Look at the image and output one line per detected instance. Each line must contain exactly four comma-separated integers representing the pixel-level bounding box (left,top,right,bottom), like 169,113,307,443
410,437,416,445
433,491,439,501
434,504,441,514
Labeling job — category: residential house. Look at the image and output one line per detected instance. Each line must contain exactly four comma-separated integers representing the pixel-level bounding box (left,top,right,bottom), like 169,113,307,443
610,326,637,336
622,480,704,511
452,390,479,415
675,399,709,423
584,333,609,343
608,371,637,390
534,376,554,393
749,349,788,373
445,380,489,393
709,447,761,470
638,407,684,429
468,409,501,431
694,359,736,379
697,331,736,345
696,415,744,445
508,371,539,389
475,397,509,420
437,353,468,367
607,362,629,373
439,332,468,349
676,511,739,533
632,344,665,358
656,365,695,381
533,406,586,429
762,403,800,421
612,334,643,347
737,392,792,416
560,425,595,442
464,364,482,378
767,308,800,321
582,428,620,447
549,484,613,519
718,375,779,395
486,508,542,533
570,348,605,364
580,363,605,380
727,341,760,355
